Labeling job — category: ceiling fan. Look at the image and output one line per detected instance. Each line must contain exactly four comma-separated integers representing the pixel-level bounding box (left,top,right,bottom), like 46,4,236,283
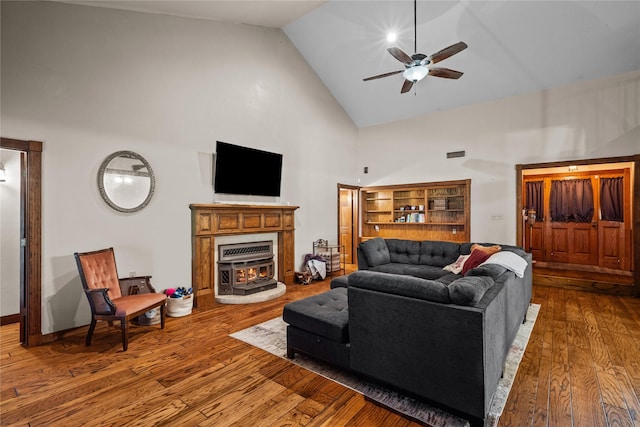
363,0,468,94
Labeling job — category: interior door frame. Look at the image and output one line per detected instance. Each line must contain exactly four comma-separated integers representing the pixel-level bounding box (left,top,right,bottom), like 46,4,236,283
1,137,42,346
516,154,640,297
337,183,360,265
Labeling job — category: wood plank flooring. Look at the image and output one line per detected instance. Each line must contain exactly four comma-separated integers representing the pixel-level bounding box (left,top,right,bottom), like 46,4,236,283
1,272,639,426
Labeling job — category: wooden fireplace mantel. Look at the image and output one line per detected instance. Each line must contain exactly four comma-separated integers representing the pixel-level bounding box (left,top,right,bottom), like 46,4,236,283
189,203,299,309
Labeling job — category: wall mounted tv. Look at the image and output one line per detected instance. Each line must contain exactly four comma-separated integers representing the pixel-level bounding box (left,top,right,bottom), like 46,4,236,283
213,141,283,197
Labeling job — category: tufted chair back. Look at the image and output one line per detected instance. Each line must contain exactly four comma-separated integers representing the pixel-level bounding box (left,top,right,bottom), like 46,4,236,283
76,247,122,300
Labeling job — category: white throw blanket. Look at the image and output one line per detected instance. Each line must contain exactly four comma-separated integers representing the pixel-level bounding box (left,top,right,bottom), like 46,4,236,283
480,251,528,278
306,259,327,280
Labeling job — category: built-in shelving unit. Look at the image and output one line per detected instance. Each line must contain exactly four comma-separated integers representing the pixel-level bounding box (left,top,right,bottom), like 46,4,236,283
360,179,470,242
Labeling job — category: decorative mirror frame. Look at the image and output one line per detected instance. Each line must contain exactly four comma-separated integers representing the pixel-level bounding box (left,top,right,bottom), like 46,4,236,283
97,150,155,213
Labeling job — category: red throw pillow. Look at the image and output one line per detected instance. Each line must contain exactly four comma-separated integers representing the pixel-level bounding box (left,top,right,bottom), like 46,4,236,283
462,249,491,276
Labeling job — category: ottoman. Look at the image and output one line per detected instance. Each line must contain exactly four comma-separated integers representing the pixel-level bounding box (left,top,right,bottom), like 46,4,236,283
282,287,350,370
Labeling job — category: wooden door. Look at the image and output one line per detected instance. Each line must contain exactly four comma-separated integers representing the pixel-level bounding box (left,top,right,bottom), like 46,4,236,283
523,179,544,261
599,221,627,269
524,221,544,261
597,170,631,270
338,186,358,264
547,220,598,265
544,176,598,265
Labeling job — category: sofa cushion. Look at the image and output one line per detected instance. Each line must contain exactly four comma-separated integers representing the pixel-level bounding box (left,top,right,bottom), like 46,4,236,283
404,265,451,280
359,237,390,267
386,239,421,264
443,254,470,274
369,263,413,275
465,263,509,280
435,272,462,285
461,249,491,275
419,240,461,267
480,251,528,278
348,270,451,304
461,242,526,257
471,243,502,256
448,275,495,306
370,264,450,280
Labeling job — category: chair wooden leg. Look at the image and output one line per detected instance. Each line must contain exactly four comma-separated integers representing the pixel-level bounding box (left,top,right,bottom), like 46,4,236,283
86,319,97,346
121,319,129,351
160,304,166,329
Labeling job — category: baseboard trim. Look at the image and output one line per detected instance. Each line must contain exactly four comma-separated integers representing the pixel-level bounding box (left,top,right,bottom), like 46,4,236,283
533,273,635,296
0,313,20,326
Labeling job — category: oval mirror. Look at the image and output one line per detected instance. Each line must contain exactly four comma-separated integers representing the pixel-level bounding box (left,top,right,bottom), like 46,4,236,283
98,151,155,213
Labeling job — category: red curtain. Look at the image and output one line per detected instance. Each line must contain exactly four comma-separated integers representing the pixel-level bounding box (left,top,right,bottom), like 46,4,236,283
550,179,594,223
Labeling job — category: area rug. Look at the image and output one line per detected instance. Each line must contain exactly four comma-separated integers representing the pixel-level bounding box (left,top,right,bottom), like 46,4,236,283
231,303,540,426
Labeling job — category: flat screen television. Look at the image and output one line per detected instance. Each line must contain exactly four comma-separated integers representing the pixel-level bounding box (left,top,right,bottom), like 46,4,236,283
213,141,283,197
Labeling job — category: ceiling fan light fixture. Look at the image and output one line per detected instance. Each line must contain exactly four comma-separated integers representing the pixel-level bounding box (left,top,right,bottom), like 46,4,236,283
362,0,467,93
403,66,429,82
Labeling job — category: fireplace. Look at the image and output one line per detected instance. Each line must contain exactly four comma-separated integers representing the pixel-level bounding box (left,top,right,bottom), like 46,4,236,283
190,203,298,307
218,241,278,296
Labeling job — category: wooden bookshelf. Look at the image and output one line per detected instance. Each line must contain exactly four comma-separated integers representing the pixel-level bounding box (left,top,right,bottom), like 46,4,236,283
360,179,470,242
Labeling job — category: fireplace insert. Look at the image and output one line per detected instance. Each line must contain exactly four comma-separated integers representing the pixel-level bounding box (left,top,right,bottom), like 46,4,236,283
218,241,277,296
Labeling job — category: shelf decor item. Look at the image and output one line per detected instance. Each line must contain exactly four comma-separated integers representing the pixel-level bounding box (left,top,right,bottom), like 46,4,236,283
433,199,447,210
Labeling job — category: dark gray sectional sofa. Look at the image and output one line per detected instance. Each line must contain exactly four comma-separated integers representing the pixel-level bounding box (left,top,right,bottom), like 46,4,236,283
283,237,532,426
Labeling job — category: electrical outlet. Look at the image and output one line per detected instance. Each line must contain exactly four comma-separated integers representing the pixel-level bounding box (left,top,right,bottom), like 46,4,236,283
491,215,503,220
129,271,136,277
452,228,457,234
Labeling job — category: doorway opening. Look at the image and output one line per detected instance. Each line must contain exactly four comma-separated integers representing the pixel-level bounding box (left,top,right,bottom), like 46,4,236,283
0,138,42,346
337,184,359,266
517,155,639,296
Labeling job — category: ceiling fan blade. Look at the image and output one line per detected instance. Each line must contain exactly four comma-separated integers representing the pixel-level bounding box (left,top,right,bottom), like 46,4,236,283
363,70,404,81
387,47,412,64
428,41,468,64
401,79,414,94
428,67,464,79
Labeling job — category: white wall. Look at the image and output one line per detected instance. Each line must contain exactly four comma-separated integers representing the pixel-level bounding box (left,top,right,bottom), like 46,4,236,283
1,1,358,334
357,70,640,245
0,150,21,317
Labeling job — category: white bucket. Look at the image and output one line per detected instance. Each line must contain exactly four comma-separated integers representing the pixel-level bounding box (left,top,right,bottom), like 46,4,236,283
136,308,161,325
166,294,193,317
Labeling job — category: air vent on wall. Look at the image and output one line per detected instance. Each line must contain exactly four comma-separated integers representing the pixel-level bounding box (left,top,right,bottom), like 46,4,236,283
446,150,465,159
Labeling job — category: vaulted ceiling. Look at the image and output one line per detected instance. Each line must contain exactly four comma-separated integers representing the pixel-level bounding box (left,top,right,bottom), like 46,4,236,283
57,1,640,128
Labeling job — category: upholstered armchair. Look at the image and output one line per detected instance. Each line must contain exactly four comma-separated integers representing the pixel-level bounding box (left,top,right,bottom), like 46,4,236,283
74,247,166,351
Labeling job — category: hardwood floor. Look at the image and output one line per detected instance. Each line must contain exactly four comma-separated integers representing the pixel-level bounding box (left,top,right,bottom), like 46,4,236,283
1,271,639,426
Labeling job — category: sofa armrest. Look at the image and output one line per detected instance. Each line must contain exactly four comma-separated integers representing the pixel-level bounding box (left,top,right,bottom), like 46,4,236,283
356,247,370,270
84,288,116,315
